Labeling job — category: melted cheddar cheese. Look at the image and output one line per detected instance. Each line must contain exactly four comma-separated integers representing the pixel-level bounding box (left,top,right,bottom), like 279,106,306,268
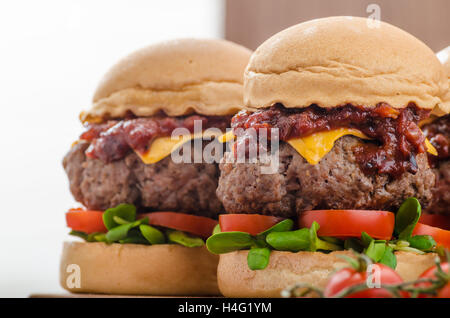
218,129,438,165
135,131,220,164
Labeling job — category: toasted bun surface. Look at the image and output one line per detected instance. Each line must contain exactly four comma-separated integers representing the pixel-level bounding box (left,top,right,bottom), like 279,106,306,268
217,250,437,297
244,16,448,112
82,39,252,122
60,241,220,295
436,46,450,115
437,46,450,76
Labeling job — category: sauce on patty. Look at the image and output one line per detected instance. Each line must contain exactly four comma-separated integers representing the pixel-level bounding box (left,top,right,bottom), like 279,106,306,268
231,103,430,178
80,114,231,163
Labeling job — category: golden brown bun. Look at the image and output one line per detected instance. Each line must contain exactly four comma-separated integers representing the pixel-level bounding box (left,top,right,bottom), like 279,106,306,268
217,250,437,297
60,241,220,296
244,16,448,113
81,39,252,122
437,46,450,76
435,46,450,115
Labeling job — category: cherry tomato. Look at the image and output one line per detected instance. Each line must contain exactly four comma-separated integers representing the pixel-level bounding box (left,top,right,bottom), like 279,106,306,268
437,283,450,298
66,208,106,233
417,262,449,298
139,212,217,238
299,210,395,240
412,223,450,250
324,263,404,298
420,262,449,280
219,214,284,236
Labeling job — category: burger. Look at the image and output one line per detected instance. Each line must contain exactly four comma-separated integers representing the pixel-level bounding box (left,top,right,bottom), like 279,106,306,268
60,38,251,295
421,46,450,219
206,17,450,297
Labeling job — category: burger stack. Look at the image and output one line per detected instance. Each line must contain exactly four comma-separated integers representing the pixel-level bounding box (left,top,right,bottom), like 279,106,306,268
61,17,450,297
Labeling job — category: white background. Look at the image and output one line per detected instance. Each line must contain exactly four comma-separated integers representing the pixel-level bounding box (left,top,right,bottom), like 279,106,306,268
0,0,224,297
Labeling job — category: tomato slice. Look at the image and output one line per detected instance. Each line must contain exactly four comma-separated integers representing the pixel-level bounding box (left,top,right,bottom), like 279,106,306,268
219,214,284,236
139,212,218,238
419,214,450,231
66,208,107,234
299,210,395,240
412,223,450,250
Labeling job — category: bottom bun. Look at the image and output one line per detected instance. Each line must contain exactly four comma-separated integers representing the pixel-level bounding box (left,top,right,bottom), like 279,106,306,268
217,250,438,297
60,241,220,295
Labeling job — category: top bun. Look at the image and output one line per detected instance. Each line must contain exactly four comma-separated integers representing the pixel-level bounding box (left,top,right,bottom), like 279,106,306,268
437,46,450,76
436,46,450,115
81,39,252,122
244,16,449,112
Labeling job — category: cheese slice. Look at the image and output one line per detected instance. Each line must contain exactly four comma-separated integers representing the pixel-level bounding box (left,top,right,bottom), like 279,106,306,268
286,128,370,165
136,130,220,164
218,130,235,143
425,139,438,156
217,128,438,165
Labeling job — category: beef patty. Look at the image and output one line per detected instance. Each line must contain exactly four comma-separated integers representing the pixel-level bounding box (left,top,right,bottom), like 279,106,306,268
217,136,435,218
422,114,450,215
63,141,223,218
425,161,450,215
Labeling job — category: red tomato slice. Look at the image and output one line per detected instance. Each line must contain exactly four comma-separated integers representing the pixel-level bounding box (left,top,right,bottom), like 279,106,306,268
299,210,395,240
412,223,450,250
66,208,107,234
419,214,450,231
139,212,218,238
219,214,284,236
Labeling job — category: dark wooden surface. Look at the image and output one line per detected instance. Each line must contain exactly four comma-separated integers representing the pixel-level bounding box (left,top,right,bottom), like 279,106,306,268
225,0,450,52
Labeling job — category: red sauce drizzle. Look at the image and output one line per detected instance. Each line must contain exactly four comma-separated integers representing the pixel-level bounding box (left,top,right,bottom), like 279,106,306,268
231,103,430,178
80,115,231,162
